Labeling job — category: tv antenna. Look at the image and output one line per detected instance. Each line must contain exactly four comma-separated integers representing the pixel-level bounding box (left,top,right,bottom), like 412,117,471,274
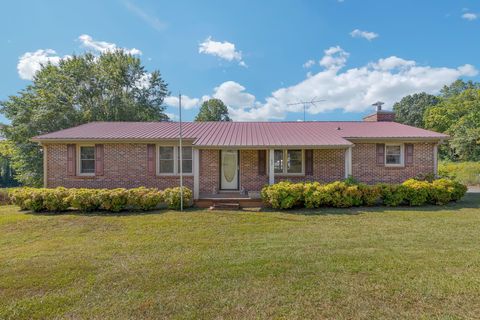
287,97,326,121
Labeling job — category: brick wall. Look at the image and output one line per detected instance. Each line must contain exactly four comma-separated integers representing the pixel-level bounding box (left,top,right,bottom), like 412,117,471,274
199,149,219,194
239,150,269,191
45,143,193,189
352,142,435,184
45,142,436,192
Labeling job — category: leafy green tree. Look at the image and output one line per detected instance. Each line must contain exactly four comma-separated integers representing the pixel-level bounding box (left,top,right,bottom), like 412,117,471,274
393,92,439,128
440,79,480,98
424,89,480,161
1,50,169,186
195,99,231,121
0,139,17,187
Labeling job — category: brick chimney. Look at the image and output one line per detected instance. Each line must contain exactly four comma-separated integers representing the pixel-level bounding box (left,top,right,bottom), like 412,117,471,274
363,101,395,122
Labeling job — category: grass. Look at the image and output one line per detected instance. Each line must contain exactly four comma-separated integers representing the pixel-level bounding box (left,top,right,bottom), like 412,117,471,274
439,161,480,186
1,195,480,319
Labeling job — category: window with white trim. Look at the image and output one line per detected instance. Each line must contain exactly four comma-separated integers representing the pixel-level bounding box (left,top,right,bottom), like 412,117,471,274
79,146,95,175
385,144,403,165
159,146,175,174
158,146,193,175
177,146,193,174
274,149,304,174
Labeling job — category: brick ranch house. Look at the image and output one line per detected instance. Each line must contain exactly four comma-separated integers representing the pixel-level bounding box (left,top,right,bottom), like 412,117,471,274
33,108,448,202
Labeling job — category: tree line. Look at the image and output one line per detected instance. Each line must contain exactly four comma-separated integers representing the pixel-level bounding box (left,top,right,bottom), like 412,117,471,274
393,80,480,161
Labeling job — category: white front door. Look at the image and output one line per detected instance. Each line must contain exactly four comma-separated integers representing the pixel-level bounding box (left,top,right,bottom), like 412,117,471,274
221,150,238,190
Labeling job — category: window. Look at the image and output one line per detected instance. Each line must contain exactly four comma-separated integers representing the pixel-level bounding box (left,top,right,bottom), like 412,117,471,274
274,150,284,173
287,150,302,173
158,146,194,175
385,145,403,165
274,149,304,174
177,147,193,174
79,146,95,175
159,146,174,174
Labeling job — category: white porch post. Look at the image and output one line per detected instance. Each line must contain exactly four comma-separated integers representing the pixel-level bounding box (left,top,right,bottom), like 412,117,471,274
43,144,48,188
269,148,275,185
344,146,352,179
433,143,438,178
193,148,200,200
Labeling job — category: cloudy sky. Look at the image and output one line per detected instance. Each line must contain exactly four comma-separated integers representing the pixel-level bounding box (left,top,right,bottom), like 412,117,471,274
1,0,479,122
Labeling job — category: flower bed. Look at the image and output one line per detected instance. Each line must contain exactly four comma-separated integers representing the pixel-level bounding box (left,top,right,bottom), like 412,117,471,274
261,179,467,210
9,186,192,212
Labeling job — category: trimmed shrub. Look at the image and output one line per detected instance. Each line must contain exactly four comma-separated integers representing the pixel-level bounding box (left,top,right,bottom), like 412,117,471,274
43,187,70,212
66,189,102,212
304,182,329,208
379,184,406,207
163,187,193,210
0,188,12,205
358,184,382,206
402,179,430,206
127,187,164,211
261,181,304,209
450,180,468,201
98,188,129,212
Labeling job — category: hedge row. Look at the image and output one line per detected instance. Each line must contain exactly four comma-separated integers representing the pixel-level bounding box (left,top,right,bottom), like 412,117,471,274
9,187,192,212
261,179,467,209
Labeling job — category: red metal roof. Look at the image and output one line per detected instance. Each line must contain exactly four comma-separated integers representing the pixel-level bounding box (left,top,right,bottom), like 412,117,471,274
33,121,448,147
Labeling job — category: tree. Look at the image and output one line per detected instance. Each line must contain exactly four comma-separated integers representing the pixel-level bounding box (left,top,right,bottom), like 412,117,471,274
0,50,169,186
393,92,439,128
424,88,480,161
195,99,231,121
440,79,480,98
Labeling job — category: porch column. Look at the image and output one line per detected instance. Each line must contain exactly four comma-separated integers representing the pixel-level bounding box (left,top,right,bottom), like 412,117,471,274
193,148,200,200
43,144,48,188
433,143,438,178
269,149,275,185
344,146,352,179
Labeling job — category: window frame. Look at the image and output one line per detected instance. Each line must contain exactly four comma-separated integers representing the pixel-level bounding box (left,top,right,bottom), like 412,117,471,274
273,149,305,175
384,143,404,167
157,145,194,176
77,144,96,176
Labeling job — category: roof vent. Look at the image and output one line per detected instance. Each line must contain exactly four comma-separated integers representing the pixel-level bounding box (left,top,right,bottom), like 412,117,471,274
337,127,342,130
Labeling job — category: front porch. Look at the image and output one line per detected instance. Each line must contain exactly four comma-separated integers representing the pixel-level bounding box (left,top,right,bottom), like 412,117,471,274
194,148,350,201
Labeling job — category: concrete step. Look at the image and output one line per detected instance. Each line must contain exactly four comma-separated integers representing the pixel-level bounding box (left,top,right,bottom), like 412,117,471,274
209,202,240,210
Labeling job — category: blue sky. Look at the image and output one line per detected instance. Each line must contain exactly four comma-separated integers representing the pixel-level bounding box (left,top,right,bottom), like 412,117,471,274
1,0,479,123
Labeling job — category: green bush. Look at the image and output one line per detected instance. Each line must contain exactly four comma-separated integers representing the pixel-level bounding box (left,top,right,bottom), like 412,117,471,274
43,187,70,212
163,187,193,210
358,184,382,206
261,181,304,209
304,182,329,208
98,188,129,212
402,179,430,206
377,184,405,207
67,189,101,212
127,187,164,211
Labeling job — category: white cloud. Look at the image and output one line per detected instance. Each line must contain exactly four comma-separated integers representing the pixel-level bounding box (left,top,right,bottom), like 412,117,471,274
202,47,478,121
212,81,257,108
462,12,478,20
350,29,379,41
199,36,246,67
164,95,200,110
123,0,167,31
319,46,349,69
303,59,316,68
78,34,142,55
17,49,69,80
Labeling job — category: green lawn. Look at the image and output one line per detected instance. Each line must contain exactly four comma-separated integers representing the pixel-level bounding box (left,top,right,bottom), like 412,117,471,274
1,195,480,319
